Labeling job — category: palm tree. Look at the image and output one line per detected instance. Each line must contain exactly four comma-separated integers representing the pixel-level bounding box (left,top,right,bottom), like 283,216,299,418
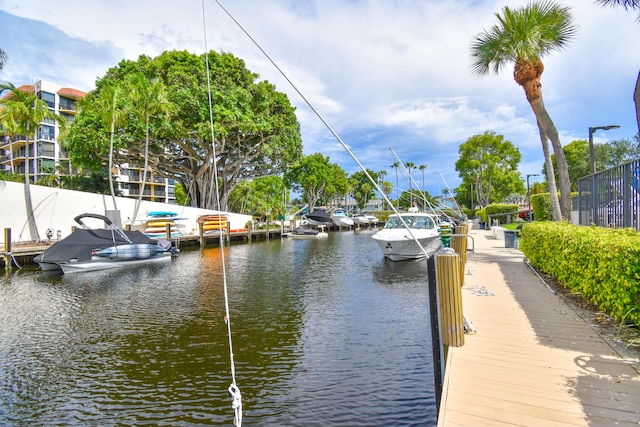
390,161,400,208
0,48,7,71
405,162,416,206
471,1,577,221
91,83,124,211
128,73,176,223
0,103,20,174
595,0,640,139
0,83,61,241
419,163,428,194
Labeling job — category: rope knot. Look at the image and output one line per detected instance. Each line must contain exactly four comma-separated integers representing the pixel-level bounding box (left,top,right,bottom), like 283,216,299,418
228,383,243,426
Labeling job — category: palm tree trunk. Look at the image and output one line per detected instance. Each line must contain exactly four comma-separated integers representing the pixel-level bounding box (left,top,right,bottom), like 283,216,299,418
634,70,640,140
516,60,571,220
108,92,118,211
131,113,150,223
536,122,562,221
9,138,14,173
24,132,40,241
531,100,572,220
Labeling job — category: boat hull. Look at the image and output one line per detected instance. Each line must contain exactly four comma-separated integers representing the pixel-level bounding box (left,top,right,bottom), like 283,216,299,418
93,243,168,260
352,215,369,225
371,212,441,261
372,233,441,261
332,217,354,227
59,252,173,274
285,232,328,239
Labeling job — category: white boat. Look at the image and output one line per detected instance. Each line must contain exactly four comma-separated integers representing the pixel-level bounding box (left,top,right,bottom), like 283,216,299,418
365,214,380,225
284,227,328,239
34,213,177,274
331,209,354,228
352,214,370,225
371,211,441,261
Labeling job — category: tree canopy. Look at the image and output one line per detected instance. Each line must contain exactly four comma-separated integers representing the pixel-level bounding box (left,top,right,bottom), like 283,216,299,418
454,131,524,208
546,137,640,190
349,169,379,209
285,153,348,211
65,50,303,211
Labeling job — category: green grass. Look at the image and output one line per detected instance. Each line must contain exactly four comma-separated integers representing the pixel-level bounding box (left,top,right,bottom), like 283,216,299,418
501,222,522,230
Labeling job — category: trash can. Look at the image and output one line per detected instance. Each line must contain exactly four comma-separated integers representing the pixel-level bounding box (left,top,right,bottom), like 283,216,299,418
478,221,486,230
504,230,517,248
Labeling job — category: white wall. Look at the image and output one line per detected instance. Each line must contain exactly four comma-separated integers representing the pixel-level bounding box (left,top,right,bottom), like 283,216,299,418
0,180,252,243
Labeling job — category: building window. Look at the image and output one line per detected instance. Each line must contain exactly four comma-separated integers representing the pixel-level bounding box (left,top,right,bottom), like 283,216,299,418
38,125,55,141
59,96,77,111
39,91,56,108
60,112,74,123
38,141,55,157
38,158,56,170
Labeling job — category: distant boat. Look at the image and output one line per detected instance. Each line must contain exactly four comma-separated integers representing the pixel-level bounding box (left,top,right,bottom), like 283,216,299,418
34,213,177,274
371,211,441,261
305,210,333,226
352,214,369,225
285,227,328,239
331,209,354,228
365,214,380,225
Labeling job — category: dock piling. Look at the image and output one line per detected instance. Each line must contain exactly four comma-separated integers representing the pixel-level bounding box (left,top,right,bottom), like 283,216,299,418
436,249,465,347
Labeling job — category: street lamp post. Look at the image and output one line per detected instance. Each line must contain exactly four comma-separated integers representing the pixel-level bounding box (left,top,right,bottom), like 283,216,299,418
527,174,540,222
588,125,620,174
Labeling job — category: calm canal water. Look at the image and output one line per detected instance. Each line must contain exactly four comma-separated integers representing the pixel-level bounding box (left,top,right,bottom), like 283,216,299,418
1,229,436,426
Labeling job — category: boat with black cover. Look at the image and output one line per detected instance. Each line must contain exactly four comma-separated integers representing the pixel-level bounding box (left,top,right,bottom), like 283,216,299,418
34,213,177,274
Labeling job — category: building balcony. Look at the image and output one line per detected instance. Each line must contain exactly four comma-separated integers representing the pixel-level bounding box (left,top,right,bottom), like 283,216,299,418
0,136,27,149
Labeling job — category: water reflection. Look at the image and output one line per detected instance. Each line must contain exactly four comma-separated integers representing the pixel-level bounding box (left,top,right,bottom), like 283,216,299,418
1,231,436,425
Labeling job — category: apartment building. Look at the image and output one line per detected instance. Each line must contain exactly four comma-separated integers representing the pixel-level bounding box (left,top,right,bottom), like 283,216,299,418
0,80,175,204
0,80,84,182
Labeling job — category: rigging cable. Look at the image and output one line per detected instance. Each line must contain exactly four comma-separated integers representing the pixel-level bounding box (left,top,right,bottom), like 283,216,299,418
201,1,242,425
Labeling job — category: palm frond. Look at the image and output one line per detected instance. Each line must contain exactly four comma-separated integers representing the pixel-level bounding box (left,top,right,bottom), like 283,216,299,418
470,1,577,76
595,0,640,22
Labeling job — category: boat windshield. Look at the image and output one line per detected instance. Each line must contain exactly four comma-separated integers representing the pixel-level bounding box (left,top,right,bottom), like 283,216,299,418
384,215,435,229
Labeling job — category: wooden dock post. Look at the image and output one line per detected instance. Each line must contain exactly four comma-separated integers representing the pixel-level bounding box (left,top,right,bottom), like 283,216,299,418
436,249,465,347
198,222,205,248
451,225,469,286
3,228,12,271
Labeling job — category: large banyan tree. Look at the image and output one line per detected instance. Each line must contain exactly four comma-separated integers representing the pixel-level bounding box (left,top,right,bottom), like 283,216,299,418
65,50,303,211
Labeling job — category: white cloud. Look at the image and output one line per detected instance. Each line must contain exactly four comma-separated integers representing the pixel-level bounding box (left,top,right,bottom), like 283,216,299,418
0,0,638,195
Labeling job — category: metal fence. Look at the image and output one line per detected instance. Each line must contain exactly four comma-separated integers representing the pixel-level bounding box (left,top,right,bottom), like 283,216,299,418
578,158,640,229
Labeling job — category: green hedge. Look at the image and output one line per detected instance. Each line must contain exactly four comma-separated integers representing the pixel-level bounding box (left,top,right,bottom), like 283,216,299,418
520,222,640,325
476,203,519,224
531,193,552,221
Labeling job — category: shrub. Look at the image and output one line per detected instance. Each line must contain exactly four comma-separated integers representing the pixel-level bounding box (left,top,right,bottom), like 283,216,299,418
520,222,640,325
485,203,519,225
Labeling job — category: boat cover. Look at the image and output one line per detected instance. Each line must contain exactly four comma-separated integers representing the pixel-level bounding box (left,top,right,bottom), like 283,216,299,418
34,229,156,264
306,210,332,223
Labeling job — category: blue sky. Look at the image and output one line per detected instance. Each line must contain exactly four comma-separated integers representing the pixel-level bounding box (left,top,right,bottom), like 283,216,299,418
1,0,638,197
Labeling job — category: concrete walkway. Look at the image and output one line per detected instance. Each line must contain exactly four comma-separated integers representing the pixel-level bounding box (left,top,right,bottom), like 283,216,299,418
437,228,640,426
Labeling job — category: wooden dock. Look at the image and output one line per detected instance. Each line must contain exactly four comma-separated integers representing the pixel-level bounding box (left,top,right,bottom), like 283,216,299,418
438,228,640,426
1,227,288,269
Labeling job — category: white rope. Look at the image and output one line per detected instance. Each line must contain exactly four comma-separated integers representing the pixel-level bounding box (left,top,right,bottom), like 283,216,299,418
201,1,242,425
228,383,243,426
